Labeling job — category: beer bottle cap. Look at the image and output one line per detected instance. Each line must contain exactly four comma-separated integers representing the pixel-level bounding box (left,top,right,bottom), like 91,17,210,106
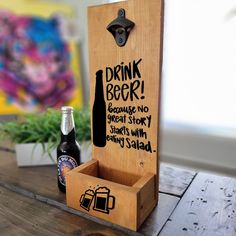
61,106,74,113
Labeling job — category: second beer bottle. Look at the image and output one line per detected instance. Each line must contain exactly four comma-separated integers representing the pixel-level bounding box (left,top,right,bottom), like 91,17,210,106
57,106,81,193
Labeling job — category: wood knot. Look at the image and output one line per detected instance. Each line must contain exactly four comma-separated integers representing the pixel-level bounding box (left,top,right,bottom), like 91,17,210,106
139,161,144,167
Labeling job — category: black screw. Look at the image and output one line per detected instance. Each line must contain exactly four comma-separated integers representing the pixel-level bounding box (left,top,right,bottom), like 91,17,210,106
119,38,123,44
118,9,125,17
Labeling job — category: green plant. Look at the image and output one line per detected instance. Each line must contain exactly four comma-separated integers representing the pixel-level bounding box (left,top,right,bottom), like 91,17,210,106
0,107,91,154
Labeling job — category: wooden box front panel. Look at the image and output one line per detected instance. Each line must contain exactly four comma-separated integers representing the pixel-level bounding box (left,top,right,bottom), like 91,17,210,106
66,161,138,230
88,0,163,195
66,160,156,230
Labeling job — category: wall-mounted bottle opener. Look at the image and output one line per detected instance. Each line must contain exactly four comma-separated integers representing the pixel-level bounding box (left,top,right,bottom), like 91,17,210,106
107,8,135,47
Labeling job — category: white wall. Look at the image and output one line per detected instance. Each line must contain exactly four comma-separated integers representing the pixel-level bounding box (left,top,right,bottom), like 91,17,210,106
162,0,236,132
161,0,236,175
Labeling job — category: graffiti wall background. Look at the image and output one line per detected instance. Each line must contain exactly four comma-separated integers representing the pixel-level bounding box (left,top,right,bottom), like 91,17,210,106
0,0,83,114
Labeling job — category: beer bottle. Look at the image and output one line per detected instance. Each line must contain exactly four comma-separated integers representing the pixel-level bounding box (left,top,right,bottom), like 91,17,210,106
57,106,80,192
92,70,106,147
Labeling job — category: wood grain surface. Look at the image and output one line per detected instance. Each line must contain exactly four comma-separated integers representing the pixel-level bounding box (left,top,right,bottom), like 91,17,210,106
0,138,15,152
159,163,196,197
139,193,179,236
0,185,126,236
159,172,236,236
0,150,183,235
0,151,65,203
67,160,157,230
0,151,194,200
88,0,163,191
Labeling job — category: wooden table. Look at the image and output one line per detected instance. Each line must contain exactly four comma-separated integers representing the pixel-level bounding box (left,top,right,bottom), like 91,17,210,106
0,149,235,236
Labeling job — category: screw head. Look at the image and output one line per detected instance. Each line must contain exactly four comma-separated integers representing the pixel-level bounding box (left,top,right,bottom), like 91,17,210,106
118,9,125,17
118,38,123,44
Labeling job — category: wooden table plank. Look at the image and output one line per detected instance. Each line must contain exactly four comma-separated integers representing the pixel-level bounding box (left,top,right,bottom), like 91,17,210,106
139,194,179,236
0,183,178,236
0,151,64,203
0,151,196,199
0,186,126,236
0,139,15,152
159,172,236,236
0,151,182,235
0,180,179,235
159,163,196,197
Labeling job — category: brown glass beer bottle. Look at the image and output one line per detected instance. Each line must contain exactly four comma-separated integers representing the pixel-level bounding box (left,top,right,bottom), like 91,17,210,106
57,106,80,192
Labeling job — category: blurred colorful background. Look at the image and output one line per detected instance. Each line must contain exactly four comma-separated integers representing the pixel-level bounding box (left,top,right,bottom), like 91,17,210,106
0,0,83,114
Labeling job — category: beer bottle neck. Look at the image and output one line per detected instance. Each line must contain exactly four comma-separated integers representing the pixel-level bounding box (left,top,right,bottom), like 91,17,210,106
60,113,76,142
94,70,105,102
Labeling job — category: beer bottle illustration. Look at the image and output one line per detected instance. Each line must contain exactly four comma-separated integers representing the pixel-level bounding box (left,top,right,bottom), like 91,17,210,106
92,70,106,147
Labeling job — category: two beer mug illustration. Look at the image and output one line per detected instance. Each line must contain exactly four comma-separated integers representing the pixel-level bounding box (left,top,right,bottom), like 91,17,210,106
80,187,115,214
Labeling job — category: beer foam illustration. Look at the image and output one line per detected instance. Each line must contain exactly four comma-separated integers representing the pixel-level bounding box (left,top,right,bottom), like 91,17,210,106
85,189,95,195
95,187,110,193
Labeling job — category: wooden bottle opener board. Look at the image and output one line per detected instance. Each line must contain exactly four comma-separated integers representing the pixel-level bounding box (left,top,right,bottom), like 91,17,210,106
66,0,163,231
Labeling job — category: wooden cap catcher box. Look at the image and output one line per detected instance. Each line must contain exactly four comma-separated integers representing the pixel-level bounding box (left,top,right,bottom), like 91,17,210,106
66,0,163,231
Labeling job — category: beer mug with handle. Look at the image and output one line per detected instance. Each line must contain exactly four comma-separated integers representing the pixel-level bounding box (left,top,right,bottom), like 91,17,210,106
93,187,115,214
80,189,95,211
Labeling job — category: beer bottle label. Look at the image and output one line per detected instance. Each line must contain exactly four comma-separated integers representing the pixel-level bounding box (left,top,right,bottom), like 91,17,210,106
57,155,78,186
